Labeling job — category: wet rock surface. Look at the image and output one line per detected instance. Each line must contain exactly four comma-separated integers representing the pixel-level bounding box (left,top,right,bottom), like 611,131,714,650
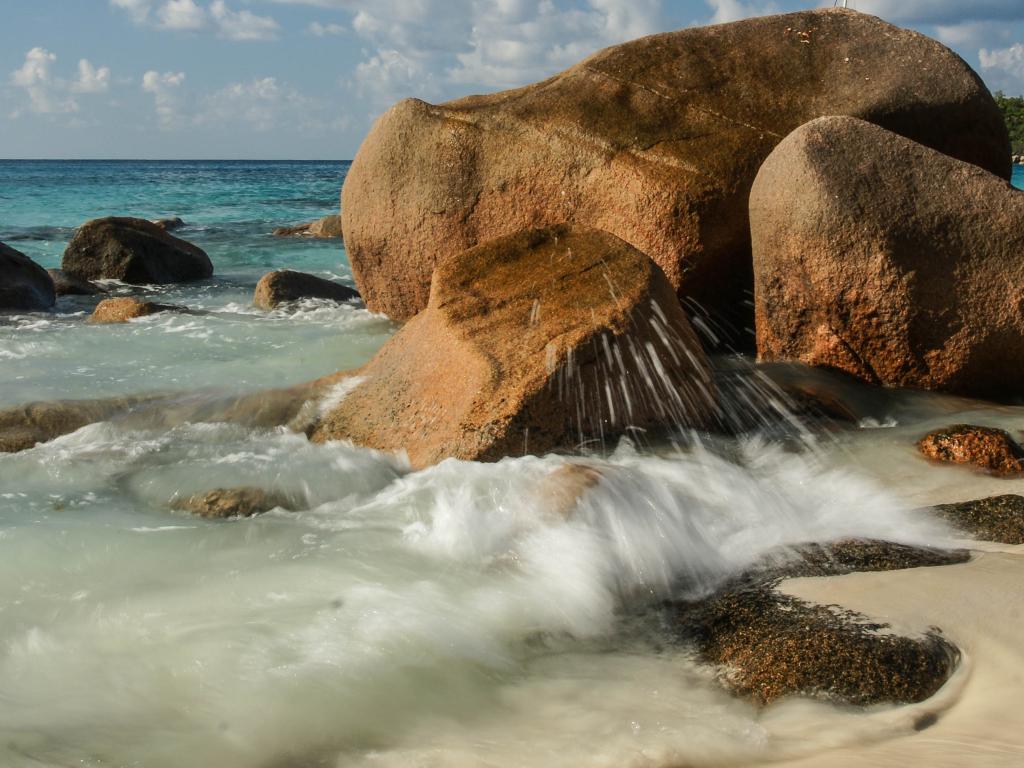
674,539,967,706
63,216,213,284
1,241,56,311
47,268,105,296
917,424,1024,475
152,216,185,231
0,395,163,453
172,487,297,518
88,297,179,324
253,270,359,310
931,495,1024,544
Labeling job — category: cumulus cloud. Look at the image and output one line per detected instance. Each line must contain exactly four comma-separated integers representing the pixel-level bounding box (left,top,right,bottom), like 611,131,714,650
9,48,112,117
210,1,280,40
157,0,206,30
197,76,342,133
706,0,779,25
110,0,152,23
143,69,186,128
980,43,1024,93
309,21,346,36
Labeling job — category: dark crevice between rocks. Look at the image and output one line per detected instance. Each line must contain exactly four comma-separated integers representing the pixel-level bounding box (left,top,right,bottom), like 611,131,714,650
670,539,969,707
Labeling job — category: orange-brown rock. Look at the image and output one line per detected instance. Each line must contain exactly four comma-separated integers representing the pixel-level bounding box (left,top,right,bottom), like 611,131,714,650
1,241,55,311
752,116,1024,398
272,214,342,239
253,269,359,310
88,297,175,324
0,395,162,452
917,425,1024,475
172,487,296,518
341,8,1008,329
311,225,716,467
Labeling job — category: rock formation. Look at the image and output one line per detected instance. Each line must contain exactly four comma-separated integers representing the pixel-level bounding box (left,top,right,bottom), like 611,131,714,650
917,424,1024,475
172,487,297,518
752,116,1024,398
253,270,359,310
273,214,342,239
1,242,56,311
88,297,177,324
341,8,1008,331
152,217,185,231
312,225,716,467
62,217,213,284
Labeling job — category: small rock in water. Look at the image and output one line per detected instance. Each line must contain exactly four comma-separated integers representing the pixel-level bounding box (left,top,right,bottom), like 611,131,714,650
62,216,213,284
152,216,185,231
173,487,296,519
1,241,56,311
917,424,1024,475
253,269,359,310
930,494,1024,544
272,214,342,239
0,395,162,453
88,297,178,324
47,268,105,296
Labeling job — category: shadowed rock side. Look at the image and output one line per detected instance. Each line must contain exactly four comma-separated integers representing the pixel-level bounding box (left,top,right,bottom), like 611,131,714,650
931,495,1024,544
676,539,967,706
272,214,343,239
917,425,1024,475
341,8,1008,328
752,116,1024,398
312,225,717,468
1,242,55,311
62,217,213,284
253,270,359,310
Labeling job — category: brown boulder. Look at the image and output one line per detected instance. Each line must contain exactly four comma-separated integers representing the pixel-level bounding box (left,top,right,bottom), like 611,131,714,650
752,116,1024,397
172,487,296,519
917,425,1024,475
88,297,176,324
272,214,342,239
62,217,213,284
311,225,716,467
47,268,104,296
341,8,1008,328
253,270,359,310
1,242,55,311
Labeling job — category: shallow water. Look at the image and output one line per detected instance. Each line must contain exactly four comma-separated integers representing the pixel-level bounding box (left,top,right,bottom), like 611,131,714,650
1,161,1023,767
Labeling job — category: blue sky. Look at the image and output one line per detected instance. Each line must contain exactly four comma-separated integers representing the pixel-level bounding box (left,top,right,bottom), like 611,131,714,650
3,0,1024,159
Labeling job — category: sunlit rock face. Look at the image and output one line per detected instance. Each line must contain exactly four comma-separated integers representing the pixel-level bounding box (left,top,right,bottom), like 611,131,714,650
312,224,716,467
341,7,1009,336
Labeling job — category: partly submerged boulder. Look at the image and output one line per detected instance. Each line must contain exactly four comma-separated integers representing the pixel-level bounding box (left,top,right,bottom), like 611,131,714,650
47,268,104,296
341,8,1008,327
917,425,1024,476
311,225,717,468
62,217,213,284
273,214,342,239
172,487,297,519
253,269,359,310
152,216,185,231
1,242,55,311
930,494,1024,544
0,395,161,453
88,297,178,324
751,116,1024,397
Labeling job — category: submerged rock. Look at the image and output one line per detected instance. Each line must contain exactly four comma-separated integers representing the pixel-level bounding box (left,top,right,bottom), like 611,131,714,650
47,268,105,296
341,8,1008,326
88,297,178,324
752,116,1024,398
0,395,161,453
253,269,359,310
931,495,1024,543
311,225,716,467
676,539,966,706
62,217,213,284
1,241,55,311
152,216,185,231
272,214,342,239
172,487,296,518
917,424,1024,475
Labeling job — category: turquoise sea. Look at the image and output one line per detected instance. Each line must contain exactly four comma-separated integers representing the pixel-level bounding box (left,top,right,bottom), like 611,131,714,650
1,160,1024,768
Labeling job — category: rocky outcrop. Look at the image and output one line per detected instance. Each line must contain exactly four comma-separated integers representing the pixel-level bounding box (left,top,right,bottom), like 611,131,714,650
88,297,177,324
311,225,716,467
172,487,297,518
47,268,104,296
272,214,342,239
62,217,213,284
341,8,1008,327
931,494,1024,544
917,425,1024,475
752,116,1024,397
1,242,55,311
152,217,185,231
253,270,359,310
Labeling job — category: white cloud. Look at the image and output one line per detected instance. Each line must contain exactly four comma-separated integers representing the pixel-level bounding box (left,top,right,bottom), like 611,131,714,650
110,0,152,23
980,43,1024,93
157,0,206,31
71,59,111,93
309,21,346,36
196,76,339,133
706,0,778,25
143,69,186,128
210,1,280,41
9,48,113,117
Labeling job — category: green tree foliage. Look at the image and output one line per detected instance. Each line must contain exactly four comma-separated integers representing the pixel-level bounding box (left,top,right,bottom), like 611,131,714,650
994,91,1024,156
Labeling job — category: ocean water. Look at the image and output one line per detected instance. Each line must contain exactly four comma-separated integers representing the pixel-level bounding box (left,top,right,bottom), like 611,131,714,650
1,160,1023,768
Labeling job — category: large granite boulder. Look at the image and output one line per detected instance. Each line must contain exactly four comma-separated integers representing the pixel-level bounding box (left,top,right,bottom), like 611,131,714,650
751,116,1024,398
62,217,213,284
1,242,55,311
311,225,716,467
253,270,359,310
341,8,1008,330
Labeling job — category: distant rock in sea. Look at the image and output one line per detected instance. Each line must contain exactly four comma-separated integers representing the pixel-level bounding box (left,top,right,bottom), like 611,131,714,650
152,216,186,231
751,115,1024,399
340,7,1009,330
273,214,342,239
311,224,716,468
253,269,359,310
62,216,213,285
0,241,55,311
